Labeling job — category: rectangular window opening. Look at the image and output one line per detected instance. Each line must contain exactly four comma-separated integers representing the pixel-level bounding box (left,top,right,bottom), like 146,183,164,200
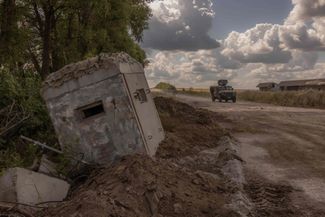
78,101,105,119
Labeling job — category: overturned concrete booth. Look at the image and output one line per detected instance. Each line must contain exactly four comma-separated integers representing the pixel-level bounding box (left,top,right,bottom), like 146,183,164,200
42,53,165,164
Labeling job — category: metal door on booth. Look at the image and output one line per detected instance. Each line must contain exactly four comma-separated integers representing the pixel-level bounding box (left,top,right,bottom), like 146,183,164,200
123,73,165,156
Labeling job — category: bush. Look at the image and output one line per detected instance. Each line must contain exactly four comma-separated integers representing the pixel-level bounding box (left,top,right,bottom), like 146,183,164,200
0,69,57,173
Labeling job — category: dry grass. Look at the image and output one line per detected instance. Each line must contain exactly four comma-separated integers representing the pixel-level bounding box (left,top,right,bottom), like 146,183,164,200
238,89,325,108
177,88,210,98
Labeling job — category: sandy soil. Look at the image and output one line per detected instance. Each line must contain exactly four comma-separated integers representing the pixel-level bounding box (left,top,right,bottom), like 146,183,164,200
175,94,325,216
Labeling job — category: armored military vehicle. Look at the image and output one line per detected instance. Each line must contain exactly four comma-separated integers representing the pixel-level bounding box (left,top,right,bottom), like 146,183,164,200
210,80,237,103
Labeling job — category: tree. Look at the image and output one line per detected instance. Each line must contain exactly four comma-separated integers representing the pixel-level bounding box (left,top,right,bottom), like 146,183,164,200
0,0,153,172
0,0,152,79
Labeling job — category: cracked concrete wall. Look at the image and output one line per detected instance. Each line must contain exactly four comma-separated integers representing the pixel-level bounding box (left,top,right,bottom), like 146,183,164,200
42,55,147,164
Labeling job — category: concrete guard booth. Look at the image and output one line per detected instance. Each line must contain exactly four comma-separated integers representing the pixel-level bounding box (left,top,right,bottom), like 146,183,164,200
42,53,165,164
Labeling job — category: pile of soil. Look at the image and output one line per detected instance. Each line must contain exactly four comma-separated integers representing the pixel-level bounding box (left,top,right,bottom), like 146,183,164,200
40,155,240,217
38,97,239,217
155,97,228,159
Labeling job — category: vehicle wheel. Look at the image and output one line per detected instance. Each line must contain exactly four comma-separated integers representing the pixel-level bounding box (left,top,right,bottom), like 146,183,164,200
219,99,222,102
232,98,236,103
225,99,228,103
211,97,216,102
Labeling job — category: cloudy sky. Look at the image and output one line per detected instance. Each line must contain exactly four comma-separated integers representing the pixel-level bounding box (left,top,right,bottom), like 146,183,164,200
142,0,325,89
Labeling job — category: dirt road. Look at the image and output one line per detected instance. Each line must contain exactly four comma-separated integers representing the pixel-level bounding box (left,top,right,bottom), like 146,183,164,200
175,94,325,215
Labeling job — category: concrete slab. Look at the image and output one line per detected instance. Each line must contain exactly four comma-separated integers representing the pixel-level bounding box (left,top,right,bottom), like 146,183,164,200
0,168,70,205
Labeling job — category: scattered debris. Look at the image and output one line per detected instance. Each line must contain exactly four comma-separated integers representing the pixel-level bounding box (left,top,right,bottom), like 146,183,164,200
38,155,58,177
20,136,63,155
0,168,70,206
20,135,90,165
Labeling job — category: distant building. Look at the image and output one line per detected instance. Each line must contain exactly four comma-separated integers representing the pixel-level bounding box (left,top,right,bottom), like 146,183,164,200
279,79,325,91
257,82,279,91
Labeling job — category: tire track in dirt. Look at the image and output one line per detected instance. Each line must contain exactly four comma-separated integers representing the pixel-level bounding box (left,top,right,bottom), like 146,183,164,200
175,94,325,216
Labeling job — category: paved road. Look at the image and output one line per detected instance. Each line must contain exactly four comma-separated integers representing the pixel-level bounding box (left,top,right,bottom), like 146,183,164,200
174,94,325,212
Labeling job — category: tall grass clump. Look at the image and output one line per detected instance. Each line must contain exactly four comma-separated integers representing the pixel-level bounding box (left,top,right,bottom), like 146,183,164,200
238,90,325,108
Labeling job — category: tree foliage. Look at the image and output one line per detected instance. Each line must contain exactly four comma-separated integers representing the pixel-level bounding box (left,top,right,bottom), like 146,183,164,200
0,0,152,78
155,82,177,91
0,0,153,172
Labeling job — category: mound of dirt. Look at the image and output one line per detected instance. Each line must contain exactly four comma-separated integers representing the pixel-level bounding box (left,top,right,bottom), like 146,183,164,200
37,97,241,217
154,97,228,159
39,155,241,217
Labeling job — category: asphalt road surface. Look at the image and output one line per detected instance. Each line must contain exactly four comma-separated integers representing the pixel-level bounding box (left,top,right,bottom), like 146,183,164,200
175,94,325,214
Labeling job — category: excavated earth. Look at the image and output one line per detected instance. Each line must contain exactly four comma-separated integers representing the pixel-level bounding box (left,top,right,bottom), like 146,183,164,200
35,97,245,217
3,97,321,217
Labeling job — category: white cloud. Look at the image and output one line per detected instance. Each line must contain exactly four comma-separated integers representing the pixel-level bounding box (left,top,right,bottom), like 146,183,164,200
222,24,292,64
143,0,219,51
280,22,325,51
144,0,325,88
145,49,237,87
286,0,325,23
282,0,325,50
149,0,181,23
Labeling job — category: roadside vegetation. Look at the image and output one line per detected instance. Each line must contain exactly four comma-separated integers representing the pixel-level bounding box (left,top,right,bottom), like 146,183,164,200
155,82,177,91
178,87,325,109
238,90,325,108
0,0,153,173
